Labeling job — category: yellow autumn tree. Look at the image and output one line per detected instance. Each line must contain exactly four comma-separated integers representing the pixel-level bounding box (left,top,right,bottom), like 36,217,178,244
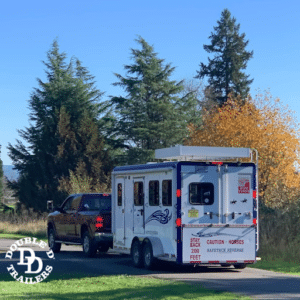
187,92,300,209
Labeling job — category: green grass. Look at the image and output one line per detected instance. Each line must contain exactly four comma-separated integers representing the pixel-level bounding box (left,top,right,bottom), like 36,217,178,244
0,275,250,300
249,258,300,276
0,233,47,241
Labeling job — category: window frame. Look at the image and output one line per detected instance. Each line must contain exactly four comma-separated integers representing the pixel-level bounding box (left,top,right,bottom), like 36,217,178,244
189,182,214,205
117,183,122,206
134,181,144,206
162,180,172,206
149,180,159,206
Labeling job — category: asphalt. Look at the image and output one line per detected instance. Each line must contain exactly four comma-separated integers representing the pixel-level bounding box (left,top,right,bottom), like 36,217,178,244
1,238,300,299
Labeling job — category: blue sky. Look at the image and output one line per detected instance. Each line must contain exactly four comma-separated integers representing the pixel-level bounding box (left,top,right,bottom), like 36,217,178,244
1,0,300,165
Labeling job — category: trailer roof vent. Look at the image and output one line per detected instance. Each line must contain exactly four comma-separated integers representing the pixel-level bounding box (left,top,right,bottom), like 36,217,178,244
155,145,253,162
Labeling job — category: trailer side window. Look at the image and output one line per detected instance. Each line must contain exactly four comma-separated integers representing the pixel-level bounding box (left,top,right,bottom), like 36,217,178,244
162,180,172,206
189,183,214,205
149,181,159,206
117,183,122,206
134,182,144,206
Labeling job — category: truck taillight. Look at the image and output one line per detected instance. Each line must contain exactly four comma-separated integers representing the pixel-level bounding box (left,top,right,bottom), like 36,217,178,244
253,218,257,225
96,216,104,229
253,190,257,198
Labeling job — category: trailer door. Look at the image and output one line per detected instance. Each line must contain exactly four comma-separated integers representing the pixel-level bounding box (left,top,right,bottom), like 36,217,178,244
181,165,220,225
114,177,125,245
181,163,256,264
133,179,145,234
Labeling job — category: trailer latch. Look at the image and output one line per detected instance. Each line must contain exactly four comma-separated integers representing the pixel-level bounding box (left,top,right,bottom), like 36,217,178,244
204,212,213,219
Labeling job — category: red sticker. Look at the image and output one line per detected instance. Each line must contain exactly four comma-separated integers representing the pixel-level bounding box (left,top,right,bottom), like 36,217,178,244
238,178,250,194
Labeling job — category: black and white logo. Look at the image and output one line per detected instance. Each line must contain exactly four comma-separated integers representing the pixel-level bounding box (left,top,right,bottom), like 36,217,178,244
5,237,54,284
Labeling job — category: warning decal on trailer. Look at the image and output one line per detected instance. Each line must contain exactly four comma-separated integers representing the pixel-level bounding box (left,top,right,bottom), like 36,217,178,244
238,177,250,194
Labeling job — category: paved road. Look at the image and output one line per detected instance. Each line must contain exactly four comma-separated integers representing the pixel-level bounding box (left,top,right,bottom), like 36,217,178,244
1,238,300,299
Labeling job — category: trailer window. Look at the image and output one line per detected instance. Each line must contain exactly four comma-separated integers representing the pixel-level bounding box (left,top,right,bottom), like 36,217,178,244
189,183,214,205
149,181,159,206
117,183,122,206
134,182,144,206
162,180,172,206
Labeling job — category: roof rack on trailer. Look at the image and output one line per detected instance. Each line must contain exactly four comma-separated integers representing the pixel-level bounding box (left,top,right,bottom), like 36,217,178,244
155,145,257,164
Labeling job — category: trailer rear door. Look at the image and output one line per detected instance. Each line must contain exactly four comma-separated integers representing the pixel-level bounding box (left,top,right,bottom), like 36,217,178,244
181,163,257,264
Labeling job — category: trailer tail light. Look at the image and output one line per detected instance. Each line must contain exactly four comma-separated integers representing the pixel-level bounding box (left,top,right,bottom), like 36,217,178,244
253,218,257,225
176,189,181,197
212,161,223,165
96,216,104,229
175,218,182,227
103,193,110,196
253,190,257,198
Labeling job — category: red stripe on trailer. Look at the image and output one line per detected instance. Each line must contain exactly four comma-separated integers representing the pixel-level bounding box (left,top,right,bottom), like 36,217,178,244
190,261,201,263
208,261,219,263
226,260,237,263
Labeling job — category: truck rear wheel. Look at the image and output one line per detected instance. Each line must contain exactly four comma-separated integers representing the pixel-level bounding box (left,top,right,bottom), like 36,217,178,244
131,240,143,268
143,241,155,270
48,228,61,253
82,231,97,257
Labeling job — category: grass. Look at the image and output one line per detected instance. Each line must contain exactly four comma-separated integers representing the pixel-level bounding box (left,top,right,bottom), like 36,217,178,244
249,245,300,275
0,275,250,300
0,220,47,240
250,260,300,275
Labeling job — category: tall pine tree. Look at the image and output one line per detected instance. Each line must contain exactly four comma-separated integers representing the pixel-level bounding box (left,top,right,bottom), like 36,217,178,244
8,41,109,211
110,37,199,165
196,9,253,105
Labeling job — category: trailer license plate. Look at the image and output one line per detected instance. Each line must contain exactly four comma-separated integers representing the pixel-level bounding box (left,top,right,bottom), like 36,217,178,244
188,209,198,218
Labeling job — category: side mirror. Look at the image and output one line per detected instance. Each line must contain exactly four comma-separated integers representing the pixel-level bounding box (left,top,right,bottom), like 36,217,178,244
47,200,54,211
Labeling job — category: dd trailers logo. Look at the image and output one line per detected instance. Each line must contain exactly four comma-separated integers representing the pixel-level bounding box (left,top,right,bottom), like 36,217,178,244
5,237,54,284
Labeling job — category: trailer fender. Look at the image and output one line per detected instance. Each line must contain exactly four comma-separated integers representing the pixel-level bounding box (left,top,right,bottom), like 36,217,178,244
142,237,164,258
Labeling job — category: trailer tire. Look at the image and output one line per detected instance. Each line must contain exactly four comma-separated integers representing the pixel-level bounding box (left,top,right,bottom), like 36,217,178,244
233,263,247,269
131,240,143,268
143,240,155,270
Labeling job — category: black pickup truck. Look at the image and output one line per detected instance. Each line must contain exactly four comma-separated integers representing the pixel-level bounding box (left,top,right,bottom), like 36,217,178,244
47,193,112,257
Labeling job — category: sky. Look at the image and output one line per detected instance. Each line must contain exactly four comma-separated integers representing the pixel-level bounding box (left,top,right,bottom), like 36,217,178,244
1,0,300,165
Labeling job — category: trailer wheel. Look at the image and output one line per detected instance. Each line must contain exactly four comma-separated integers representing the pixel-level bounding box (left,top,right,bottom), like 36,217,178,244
143,241,155,270
131,240,143,268
233,263,247,269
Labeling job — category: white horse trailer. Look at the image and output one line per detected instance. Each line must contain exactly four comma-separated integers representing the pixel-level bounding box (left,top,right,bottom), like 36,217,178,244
112,145,259,269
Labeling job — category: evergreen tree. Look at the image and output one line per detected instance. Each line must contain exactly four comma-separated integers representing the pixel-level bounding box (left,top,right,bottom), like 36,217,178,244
111,37,199,165
196,9,253,105
8,41,109,211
